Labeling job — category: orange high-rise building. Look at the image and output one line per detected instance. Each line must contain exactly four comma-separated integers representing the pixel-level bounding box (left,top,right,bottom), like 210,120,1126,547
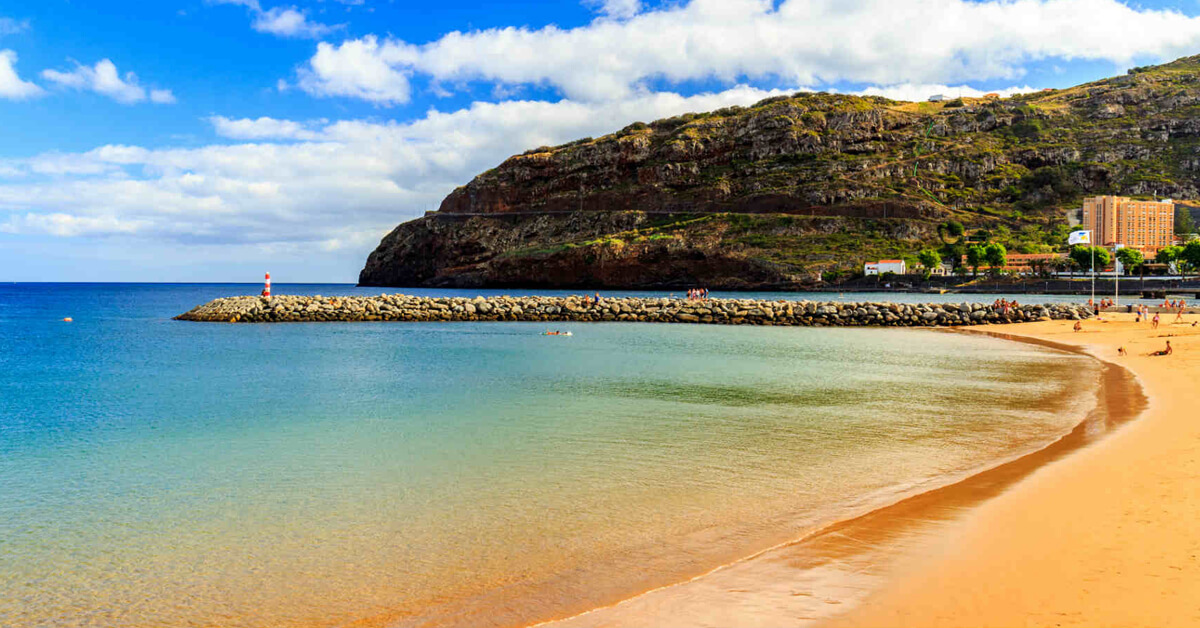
1080,196,1175,252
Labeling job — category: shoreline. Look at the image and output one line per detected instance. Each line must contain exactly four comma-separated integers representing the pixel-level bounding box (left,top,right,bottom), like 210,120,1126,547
526,329,1146,628
821,314,1200,627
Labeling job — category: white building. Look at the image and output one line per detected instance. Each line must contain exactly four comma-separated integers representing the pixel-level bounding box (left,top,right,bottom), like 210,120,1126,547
928,94,946,102
864,260,907,275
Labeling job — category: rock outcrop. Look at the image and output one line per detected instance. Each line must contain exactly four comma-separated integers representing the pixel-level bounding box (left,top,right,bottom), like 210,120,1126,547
361,55,1200,288
176,294,1092,326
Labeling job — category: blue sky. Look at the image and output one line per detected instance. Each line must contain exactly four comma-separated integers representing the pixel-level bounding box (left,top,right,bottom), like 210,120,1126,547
3,0,1200,282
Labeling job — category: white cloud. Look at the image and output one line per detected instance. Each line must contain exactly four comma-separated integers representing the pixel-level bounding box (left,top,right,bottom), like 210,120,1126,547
585,0,642,19
207,0,262,10
298,36,413,104
150,88,177,104
0,17,29,36
0,49,42,100
0,86,790,249
41,59,175,105
208,115,322,140
252,6,336,39
298,0,1200,104
211,0,338,39
0,213,149,237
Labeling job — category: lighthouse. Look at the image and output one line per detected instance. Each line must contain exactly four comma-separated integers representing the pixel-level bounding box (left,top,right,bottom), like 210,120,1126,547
262,272,271,298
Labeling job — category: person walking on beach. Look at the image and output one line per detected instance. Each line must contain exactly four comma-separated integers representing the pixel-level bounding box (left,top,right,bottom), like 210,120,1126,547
1153,312,1161,329
1176,305,1186,324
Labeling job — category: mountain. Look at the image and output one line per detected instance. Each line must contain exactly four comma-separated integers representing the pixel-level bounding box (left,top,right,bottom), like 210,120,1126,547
360,55,1200,289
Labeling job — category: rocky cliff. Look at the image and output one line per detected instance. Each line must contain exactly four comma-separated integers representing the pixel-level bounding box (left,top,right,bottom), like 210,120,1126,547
361,55,1200,289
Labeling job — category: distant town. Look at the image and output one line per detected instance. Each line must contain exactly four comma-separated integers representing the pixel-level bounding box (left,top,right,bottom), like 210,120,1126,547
865,195,1197,282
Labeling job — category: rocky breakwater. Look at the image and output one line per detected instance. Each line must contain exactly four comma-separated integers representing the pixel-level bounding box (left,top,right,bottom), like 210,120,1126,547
175,295,1093,326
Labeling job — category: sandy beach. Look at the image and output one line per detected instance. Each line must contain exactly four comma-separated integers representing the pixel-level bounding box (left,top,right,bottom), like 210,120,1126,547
540,312,1199,628
829,312,1200,627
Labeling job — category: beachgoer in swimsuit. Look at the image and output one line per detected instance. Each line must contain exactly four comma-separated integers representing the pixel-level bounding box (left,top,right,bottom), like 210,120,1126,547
1152,340,1173,356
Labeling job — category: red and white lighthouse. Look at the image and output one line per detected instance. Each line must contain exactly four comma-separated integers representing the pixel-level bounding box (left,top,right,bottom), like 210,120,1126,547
262,272,272,298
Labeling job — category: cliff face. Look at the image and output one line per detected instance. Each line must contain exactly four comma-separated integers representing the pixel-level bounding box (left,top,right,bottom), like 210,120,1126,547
361,55,1200,289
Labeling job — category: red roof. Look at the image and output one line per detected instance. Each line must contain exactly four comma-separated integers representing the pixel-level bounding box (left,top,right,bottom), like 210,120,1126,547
877,259,904,263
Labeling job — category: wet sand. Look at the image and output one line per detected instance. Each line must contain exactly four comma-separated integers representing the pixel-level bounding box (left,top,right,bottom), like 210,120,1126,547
536,323,1157,628
826,313,1200,627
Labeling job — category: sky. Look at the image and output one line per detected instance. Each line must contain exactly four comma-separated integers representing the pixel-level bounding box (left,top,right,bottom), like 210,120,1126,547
4,0,1200,282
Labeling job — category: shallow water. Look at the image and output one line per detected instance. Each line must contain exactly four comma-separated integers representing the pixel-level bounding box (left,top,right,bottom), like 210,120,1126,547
0,284,1099,628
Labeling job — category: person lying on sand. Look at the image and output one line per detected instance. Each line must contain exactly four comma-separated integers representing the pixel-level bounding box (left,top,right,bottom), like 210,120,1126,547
1150,341,1173,357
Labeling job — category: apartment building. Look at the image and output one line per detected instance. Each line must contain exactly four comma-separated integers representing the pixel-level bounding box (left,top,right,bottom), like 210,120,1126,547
1080,196,1175,252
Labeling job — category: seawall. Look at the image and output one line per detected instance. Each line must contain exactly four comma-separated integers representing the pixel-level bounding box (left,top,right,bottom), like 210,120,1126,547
175,295,1093,326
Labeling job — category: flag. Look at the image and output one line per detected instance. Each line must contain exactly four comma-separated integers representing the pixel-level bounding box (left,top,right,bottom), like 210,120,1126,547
1068,230,1092,245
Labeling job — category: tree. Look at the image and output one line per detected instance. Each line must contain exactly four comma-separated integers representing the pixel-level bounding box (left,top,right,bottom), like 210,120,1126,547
937,220,965,244
1070,245,1111,273
917,249,942,280
966,245,986,278
984,242,1007,275
1115,248,1144,276
1156,246,1181,266
939,241,966,272
1176,206,1196,237
1180,241,1200,280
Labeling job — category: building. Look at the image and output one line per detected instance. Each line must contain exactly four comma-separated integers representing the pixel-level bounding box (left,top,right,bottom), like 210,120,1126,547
864,260,907,275
927,94,945,102
1080,196,1175,252
959,253,1064,275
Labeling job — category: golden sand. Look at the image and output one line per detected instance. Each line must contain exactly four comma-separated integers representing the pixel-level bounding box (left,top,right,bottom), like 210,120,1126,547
830,313,1200,627
541,314,1199,628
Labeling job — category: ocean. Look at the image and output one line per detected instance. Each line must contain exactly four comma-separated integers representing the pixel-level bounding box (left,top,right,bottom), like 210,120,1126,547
0,284,1101,627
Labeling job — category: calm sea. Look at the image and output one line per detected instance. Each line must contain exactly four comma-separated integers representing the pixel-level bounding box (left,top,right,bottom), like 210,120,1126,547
0,284,1099,628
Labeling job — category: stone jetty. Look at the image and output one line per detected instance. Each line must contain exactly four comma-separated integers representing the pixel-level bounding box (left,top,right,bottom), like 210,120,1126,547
175,294,1093,327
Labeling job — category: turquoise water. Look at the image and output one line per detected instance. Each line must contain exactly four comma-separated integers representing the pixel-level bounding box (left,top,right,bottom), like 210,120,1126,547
0,284,1099,628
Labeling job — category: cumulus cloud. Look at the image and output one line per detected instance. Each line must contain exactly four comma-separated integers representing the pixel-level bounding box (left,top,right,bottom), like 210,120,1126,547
298,36,412,104
211,0,338,39
298,0,1200,104
0,85,793,254
41,59,175,105
208,115,323,140
0,49,42,100
252,6,336,39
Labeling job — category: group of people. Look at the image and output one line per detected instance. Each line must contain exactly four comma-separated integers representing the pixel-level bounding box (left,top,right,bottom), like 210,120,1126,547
992,298,1020,315
687,288,710,301
581,292,603,306
1162,299,1188,309
1088,298,1116,313
1131,304,1191,327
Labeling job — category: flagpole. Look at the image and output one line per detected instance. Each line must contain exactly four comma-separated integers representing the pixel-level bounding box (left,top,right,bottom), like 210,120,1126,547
1091,245,1095,307
1114,246,1120,309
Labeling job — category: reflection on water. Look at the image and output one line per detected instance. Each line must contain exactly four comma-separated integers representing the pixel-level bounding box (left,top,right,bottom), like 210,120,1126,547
0,285,1099,628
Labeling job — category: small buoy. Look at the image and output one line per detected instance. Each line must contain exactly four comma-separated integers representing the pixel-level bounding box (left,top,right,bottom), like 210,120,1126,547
62,317,73,322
